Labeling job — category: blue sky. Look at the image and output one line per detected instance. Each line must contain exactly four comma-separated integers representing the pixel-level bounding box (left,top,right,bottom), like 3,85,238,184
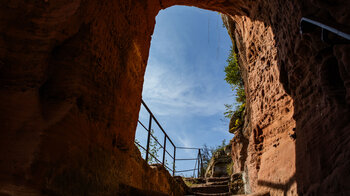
135,6,234,176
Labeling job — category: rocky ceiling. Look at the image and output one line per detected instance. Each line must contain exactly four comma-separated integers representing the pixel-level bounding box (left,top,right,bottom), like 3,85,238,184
0,0,349,195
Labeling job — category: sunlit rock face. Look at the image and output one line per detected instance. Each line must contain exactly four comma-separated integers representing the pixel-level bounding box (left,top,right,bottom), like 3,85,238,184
205,146,231,178
223,13,298,195
222,0,350,195
0,0,349,195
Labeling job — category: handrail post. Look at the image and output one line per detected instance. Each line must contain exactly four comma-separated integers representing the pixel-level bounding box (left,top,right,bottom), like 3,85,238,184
199,149,204,178
162,135,167,165
145,113,152,163
173,146,176,176
197,149,200,178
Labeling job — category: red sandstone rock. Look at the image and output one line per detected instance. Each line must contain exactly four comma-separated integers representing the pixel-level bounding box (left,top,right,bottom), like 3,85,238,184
0,0,349,195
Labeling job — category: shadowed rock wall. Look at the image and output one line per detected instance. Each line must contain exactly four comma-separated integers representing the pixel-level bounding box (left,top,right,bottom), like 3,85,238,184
0,0,349,195
0,1,180,195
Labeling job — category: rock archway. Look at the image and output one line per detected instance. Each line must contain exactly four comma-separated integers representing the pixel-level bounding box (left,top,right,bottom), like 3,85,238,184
0,0,349,195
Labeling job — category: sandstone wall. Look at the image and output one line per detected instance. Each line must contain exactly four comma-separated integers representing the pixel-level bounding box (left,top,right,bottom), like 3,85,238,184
0,0,349,195
222,0,350,195
223,13,298,195
0,1,181,195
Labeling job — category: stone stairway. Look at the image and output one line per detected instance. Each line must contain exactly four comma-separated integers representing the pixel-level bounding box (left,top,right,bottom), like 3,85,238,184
187,177,230,196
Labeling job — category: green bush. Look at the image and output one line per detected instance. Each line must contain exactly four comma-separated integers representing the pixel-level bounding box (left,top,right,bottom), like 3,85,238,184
135,129,161,164
229,103,245,134
224,49,242,89
224,45,246,133
200,140,228,177
226,161,234,176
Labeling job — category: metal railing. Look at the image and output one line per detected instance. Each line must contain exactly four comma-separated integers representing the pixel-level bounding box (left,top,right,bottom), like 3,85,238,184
174,147,204,178
300,17,350,44
135,99,203,177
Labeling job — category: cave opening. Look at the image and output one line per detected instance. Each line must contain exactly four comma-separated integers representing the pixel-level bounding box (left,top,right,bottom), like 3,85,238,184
134,5,234,177
1,1,349,195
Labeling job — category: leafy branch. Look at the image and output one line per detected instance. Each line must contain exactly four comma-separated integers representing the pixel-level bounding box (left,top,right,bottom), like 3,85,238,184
224,44,246,134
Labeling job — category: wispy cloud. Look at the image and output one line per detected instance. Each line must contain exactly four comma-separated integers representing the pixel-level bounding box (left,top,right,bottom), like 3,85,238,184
142,53,233,117
141,7,235,120
137,6,234,161
177,134,193,148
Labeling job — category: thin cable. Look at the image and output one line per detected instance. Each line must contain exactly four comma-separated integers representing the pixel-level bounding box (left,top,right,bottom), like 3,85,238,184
208,15,210,44
193,158,198,177
216,14,220,59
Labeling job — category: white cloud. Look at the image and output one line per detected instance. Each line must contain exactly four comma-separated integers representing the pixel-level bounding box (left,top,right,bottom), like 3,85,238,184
142,58,233,117
141,7,234,119
177,134,193,148
137,6,235,160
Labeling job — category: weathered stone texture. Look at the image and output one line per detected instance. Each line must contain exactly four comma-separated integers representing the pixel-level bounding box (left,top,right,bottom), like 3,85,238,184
224,0,350,195
223,12,298,195
0,0,349,195
205,147,231,178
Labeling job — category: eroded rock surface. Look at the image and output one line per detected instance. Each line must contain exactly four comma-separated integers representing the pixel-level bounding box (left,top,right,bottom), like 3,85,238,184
222,0,350,195
223,12,298,195
0,0,349,195
205,146,232,178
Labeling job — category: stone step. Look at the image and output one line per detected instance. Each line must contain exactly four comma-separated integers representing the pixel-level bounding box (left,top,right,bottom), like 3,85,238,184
188,192,231,196
184,177,207,184
206,177,230,183
206,181,229,186
191,184,229,194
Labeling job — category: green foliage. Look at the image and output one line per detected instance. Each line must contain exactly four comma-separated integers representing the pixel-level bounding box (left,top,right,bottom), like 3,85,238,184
227,161,234,176
148,129,161,164
224,45,246,134
235,86,246,104
229,103,245,134
200,144,213,176
214,139,227,154
135,129,161,164
224,46,243,90
183,178,194,187
224,104,234,119
199,140,228,176
224,45,246,104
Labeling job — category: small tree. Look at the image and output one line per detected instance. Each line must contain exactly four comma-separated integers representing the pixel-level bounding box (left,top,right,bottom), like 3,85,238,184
148,129,161,164
200,140,228,176
135,129,161,164
224,45,246,134
200,144,213,176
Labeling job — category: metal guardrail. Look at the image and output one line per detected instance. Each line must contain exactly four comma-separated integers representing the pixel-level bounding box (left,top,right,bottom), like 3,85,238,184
135,99,203,177
300,17,350,44
175,147,203,178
